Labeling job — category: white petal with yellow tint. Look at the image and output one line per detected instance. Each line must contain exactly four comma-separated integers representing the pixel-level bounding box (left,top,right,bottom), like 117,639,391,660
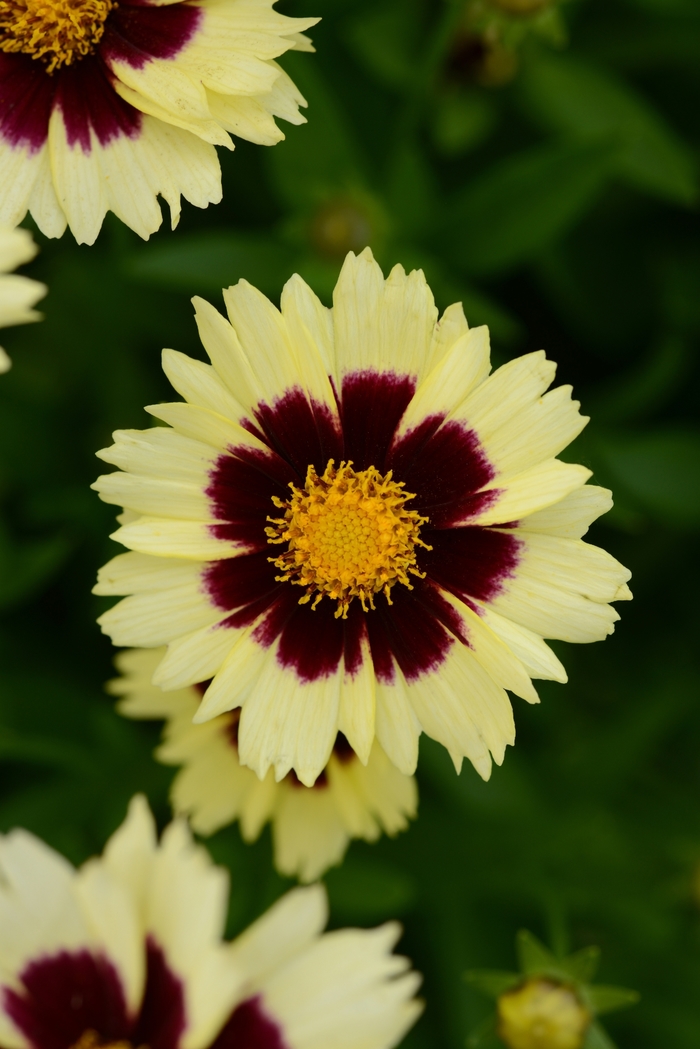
194,624,269,721
337,635,376,765
94,551,201,596
153,618,238,691
162,349,247,420
470,460,591,527
146,401,263,453
98,579,220,647
0,141,45,231
223,280,306,403
520,484,613,539
145,821,241,1049
237,650,340,786
484,383,588,477
259,922,422,1049
0,274,46,328
475,604,568,683
48,112,108,247
281,275,340,414
0,226,37,273
0,831,86,976
424,300,470,374
25,147,67,239
110,516,237,560
93,471,212,520
206,90,285,145
333,250,437,381
97,427,219,484
273,789,350,883
75,860,143,1014
396,325,491,439
259,62,309,125
102,795,156,927
279,272,335,374
374,675,421,776
229,884,327,989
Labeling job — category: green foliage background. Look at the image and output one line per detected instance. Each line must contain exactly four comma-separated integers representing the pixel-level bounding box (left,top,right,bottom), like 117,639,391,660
1,0,700,1045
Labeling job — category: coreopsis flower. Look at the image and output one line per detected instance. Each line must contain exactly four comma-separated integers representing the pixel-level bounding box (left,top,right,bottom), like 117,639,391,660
466,930,638,1049
93,248,631,787
0,224,46,372
0,0,317,245
109,647,417,882
0,795,422,1049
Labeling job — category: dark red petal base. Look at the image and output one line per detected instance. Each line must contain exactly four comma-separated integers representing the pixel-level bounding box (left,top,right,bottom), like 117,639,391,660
0,1,200,152
203,371,521,686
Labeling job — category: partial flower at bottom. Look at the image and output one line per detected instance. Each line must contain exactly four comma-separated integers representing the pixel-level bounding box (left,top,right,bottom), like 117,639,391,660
0,795,422,1049
93,248,632,787
0,0,318,244
0,225,46,372
109,648,417,882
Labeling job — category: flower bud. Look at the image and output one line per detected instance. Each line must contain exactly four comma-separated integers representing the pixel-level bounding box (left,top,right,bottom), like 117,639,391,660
496,979,591,1049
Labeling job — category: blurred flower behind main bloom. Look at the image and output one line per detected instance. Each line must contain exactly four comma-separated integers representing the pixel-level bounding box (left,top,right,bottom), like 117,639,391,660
109,647,417,883
0,0,318,245
0,795,422,1049
93,248,631,788
0,225,46,373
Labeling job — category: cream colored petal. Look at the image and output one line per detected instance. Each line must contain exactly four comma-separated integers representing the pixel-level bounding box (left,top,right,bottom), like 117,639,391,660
475,604,567,683
0,226,37,272
223,280,307,403
350,743,418,836
101,795,157,928
26,147,67,238
332,249,437,383
0,831,86,977
110,516,238,560
470,461,591,527
519,484,614,539
97,427,219,483
74,861,143,1013
258,923,422,1049
162,349,248,420
153,619,239,691
374,676,421,776
484,383,588,477
236,648,340,786
228,884,327,990
273,787,349,883
48,112,107,246
280,275,340,414
94,551,202,596
93,471,212,520
146,400,267,454
0,140,45,231
277,272,334,374
136,115,222,230
424,300,470,374
194,625,268,721
337,634,375,766
0,274,46,328
205,89,284,145
258,63,308,125
396,326,491,440
97,580,220,647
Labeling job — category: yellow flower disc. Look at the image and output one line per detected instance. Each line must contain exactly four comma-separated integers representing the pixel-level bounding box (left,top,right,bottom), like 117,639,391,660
266,460,431,619
0,0,114,72
497,979,591,1049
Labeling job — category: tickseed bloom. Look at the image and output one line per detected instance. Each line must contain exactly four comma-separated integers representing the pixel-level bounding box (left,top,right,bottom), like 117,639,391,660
109,647,417,882
0,0,317,245
0,224,46,372
0,795,422,1049
93,248,631,787
467,930,638,1049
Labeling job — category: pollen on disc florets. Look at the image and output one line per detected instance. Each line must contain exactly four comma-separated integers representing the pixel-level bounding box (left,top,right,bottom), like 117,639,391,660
266,460,432,620
0,0,114,73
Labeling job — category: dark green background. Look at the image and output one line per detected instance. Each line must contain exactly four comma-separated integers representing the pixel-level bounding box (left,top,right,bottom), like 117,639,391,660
1,0,699,1045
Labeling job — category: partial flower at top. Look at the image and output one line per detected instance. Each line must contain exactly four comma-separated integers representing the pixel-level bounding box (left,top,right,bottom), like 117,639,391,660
0,224,46,372
93,248,632,787
109,647,417,883
0,0,318,245
0,794,422,1049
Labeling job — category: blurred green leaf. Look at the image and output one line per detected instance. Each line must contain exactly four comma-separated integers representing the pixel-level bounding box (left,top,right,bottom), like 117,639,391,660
583,1021,618,1049
561,945,601,983
521,53,697,204
0,523,70,609
443,139,615,275
596,428,700,528
587,985,641,1015
516,930,559,976
125,231,295,297
431,92,497,157
343,0,420,91
464,969,520,998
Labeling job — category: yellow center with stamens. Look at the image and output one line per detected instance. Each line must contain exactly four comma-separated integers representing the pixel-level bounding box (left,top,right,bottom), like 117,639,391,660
0,0,114,73
266,460,431,620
